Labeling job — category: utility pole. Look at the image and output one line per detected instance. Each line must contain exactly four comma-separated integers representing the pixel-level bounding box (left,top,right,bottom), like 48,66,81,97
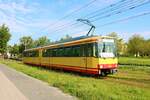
77,19,95,36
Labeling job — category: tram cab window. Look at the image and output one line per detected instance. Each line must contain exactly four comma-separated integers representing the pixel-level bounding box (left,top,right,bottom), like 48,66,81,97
98,39,116,58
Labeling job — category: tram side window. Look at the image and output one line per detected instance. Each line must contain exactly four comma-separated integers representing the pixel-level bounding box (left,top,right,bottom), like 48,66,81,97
87,43,93,57
29,52,32,57
42,49,49,57
52,49,57,57
72,46,80,57
23,52,28,57
41,43,96,57
57,48,64,57
80,44,86,57
94,43,98,57
24,51,39,57
48,49,52,57
29,51,32,57
31,51,39,57
64,47,72,57
80,43,96,57
23,51,30,57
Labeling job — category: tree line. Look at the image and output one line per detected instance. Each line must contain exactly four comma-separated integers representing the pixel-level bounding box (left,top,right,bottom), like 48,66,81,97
0,24,149,58
8,34,72,58
108,32,150,57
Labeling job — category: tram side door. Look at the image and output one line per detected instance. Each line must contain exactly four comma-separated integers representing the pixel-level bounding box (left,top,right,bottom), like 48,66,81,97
39,49,42,66
81,43,94,71
80,44,87,69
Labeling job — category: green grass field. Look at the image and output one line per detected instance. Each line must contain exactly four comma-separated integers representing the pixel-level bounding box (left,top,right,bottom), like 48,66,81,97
0,58,150,100
119,57,150,66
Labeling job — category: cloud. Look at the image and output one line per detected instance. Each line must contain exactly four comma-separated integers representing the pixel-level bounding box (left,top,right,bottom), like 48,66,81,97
0,2,34,15
0,0,149,45
0,0,51,45
0,0,118,35
0,1,42,33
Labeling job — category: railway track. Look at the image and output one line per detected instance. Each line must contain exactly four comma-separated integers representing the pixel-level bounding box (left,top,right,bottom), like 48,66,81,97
119,63,150,67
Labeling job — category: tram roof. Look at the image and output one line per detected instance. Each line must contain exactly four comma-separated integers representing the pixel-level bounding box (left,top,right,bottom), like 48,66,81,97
24,35,114,51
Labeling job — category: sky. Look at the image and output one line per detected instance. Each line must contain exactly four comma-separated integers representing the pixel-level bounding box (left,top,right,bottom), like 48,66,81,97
0,0,150,45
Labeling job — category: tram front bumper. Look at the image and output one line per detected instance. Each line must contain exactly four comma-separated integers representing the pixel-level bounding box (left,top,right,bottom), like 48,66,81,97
110,69,117,74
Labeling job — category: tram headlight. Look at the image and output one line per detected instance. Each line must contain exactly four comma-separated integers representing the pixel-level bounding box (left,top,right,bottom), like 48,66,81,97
100,65,103,68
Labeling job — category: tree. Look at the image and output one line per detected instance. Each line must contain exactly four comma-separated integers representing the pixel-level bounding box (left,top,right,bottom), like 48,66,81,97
19,36,33,53
127,34,144,57
107,32,126,56
107,32,118,37
148,40,150,56
9,44,19,57
34,36,51,47
59,34,72,42
144,40,150,56
0,24,11,54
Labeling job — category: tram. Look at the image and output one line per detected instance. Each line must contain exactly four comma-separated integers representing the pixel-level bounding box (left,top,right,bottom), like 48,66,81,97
23,35,118,76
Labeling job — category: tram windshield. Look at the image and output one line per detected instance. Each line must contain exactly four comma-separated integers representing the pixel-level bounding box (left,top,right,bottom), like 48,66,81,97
98,39,116,58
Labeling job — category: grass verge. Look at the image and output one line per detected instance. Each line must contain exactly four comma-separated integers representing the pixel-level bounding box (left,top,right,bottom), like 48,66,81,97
119,57,150,66
0,59,150,100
